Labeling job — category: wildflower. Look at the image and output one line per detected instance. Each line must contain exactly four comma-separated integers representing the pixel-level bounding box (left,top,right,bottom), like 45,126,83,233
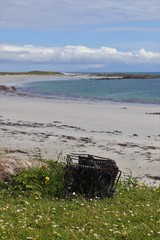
25,201,29,205
34,192,41,200
52,224,59,228
93,233,99,238
103,223,109,226
45,176,50,184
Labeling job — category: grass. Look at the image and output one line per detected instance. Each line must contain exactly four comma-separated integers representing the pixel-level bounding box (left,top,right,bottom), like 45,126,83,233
0,71,63,75
0,161,159,240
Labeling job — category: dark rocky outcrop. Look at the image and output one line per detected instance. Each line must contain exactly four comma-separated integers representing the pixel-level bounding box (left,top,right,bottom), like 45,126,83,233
0,85,16,92
94,73,160,80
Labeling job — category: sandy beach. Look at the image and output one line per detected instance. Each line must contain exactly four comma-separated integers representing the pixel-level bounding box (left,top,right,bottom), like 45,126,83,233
0,75,160,185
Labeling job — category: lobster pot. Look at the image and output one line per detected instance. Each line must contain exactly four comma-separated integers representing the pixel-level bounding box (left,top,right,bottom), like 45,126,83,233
64,154,121,199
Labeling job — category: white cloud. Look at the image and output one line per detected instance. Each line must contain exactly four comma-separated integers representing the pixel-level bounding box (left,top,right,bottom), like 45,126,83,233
1,0,159,29
1,44,159,68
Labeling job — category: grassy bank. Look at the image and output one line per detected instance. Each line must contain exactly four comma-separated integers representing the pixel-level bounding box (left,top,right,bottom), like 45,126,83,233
0,71,63,75
0,162,159,240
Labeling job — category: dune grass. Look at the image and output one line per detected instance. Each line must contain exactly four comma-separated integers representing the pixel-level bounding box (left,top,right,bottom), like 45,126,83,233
0,161,159,240
0,71,62,75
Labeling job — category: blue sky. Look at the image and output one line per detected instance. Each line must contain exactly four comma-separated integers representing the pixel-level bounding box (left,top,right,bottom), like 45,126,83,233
0,0,160,72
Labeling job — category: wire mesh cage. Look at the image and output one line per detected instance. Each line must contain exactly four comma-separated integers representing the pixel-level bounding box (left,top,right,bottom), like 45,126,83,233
64,153,121,199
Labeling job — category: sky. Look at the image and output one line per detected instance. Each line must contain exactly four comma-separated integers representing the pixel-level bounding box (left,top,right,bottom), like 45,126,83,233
0,0,160,72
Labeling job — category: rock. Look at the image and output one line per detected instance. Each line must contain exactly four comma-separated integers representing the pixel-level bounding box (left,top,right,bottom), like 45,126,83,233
0,85,16,92
0,156,45,181
133,134,138,137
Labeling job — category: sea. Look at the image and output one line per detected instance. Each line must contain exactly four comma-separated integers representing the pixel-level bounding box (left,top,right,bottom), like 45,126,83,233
18,73,160,105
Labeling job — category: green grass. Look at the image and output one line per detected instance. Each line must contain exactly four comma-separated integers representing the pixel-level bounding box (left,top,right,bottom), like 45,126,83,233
0,162,159,240
0,71,63,75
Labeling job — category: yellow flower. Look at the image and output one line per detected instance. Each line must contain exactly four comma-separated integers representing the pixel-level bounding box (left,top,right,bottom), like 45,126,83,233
45,176,50,184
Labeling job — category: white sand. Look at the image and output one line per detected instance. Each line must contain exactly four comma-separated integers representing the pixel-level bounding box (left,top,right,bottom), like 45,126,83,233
0,75,160,185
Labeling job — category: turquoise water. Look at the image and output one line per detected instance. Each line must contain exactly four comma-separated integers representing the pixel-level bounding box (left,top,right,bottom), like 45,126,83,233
21,77,160,104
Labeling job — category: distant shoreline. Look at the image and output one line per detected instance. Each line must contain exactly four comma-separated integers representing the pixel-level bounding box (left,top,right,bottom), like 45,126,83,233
0,71,63,76
0,71,160,79
0,74,160,105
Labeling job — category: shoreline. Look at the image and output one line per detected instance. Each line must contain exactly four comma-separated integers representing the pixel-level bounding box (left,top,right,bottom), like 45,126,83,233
0,75,160,186
1,71,160,78
1,75,160,106
1,73,160,84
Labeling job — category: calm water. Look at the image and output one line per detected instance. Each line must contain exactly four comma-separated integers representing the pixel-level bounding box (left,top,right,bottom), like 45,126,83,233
20,77,160,104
